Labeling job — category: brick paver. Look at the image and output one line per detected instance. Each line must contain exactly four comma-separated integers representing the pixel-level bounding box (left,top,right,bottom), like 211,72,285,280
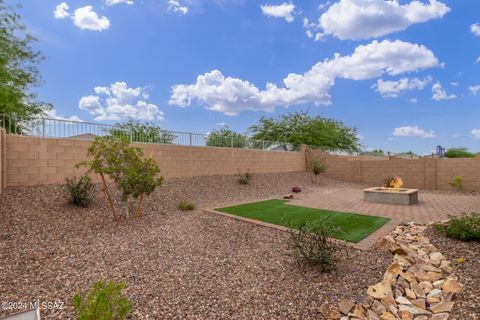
290,179,480,249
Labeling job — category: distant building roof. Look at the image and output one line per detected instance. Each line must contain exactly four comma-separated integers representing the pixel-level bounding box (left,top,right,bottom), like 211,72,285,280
68,133,97,140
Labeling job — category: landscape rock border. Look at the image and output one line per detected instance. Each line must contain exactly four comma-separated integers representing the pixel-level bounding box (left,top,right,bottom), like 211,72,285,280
320,222,463,320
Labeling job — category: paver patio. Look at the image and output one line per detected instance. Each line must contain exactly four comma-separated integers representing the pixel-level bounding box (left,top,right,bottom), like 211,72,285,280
291,177,480,249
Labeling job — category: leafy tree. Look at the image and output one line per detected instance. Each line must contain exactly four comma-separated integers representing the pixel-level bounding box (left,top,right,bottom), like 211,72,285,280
444,147,475,158
248,111,360,153
0,1,51,132
77,137,164,220
206,127,247,148
107,120,175,144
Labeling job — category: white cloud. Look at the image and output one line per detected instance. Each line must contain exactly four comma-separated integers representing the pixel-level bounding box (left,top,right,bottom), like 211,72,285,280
469,85,480,95
432,81,456,100
471,23,480,37
450,81,458,87
105,0,133,5
168,0,188,15
170,40,440,115
260,2,296,23
305,0,450,41
472,129,480,139
408,97,418,104
476,57,480,64
45,109,82,122
79,82,164,121
54,2,70,19
373,76,432,98
393,126,435,138
73,6,110,31
216,122,227,127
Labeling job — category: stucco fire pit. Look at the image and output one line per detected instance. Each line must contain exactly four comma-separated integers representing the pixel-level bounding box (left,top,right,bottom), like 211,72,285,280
364,187,418,205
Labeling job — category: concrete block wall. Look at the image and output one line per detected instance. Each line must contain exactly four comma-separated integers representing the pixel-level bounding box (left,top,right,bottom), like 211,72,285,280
309,149,480,191
0,128,6,193
4,135,306,187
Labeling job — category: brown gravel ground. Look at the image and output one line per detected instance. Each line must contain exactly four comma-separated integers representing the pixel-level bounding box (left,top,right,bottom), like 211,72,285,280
0,172,391,319
425,227,480,320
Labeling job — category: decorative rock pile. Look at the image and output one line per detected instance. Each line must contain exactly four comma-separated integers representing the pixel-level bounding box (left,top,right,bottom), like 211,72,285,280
319,222,463,320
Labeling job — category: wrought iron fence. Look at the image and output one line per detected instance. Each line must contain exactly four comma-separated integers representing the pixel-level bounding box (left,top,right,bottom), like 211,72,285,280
0,114,301,152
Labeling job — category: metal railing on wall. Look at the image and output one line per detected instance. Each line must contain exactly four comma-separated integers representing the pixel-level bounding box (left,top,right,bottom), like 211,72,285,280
0,114,301,152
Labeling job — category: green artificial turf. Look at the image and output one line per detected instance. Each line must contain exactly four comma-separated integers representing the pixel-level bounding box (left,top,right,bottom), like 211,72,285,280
216,199,390,243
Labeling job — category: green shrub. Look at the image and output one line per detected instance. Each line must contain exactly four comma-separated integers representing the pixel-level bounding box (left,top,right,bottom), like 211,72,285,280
64,175,95,207
177,200,196,211
288,217,344,272
444,147,475,158
448,176,464,192
435,213,480,241
73,280,132,320
311,158,326,176
237,170,253,185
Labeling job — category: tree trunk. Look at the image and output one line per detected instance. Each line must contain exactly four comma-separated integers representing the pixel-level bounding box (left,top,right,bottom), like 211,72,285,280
100,173,118,221
134,193,145,218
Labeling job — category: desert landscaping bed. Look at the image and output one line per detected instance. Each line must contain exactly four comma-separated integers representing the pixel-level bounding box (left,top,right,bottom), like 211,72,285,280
425,227,480,319
0,172,393,319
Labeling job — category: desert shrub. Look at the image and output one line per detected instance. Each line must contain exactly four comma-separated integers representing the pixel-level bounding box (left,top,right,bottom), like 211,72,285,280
292,186,302,193
444,147,475,158
177,200,196,211
73,280,132,320
448,176,464,192
311,157,326,176
77,137,164,220
288,217,344,272
237,170,253,185
64,175,95,207
435,213,480,241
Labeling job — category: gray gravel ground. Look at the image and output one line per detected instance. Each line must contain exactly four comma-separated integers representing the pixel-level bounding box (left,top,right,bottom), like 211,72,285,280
0,172,391,319
425,227,480,320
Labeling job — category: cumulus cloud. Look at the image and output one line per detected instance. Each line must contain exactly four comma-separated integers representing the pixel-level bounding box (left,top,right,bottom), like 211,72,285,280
260,2,296,23
432,81,456,100
73,6,110,31
393,126,435,138
45,109,82,122
304,0,450,41
469,84,480,95
373,76,432,98
54,2,70,19
168,0,188,15
105,0,133,5
169,40,440,115
471,23,480,37
472,129,480,139
79,82,164,121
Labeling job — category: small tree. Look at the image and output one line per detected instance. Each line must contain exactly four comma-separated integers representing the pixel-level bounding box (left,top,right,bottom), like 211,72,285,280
77,137,164,220
206,127,247,148
107,120,175,144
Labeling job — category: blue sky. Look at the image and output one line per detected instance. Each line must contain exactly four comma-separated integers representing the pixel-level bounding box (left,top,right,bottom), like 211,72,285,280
19,0,480,154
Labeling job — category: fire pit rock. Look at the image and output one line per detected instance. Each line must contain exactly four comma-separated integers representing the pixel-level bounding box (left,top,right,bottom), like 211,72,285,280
364,187,418,205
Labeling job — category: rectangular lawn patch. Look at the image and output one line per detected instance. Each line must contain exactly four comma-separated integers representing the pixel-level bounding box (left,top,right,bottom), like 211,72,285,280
216,199,390,243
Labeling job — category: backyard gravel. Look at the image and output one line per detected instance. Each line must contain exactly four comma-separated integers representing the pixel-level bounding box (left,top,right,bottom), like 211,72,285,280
0,172,392,319
425,227,480,320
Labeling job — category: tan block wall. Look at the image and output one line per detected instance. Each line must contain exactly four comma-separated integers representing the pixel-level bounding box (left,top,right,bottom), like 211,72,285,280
0,128,6,193
4,135,306,187
309,150,480,191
